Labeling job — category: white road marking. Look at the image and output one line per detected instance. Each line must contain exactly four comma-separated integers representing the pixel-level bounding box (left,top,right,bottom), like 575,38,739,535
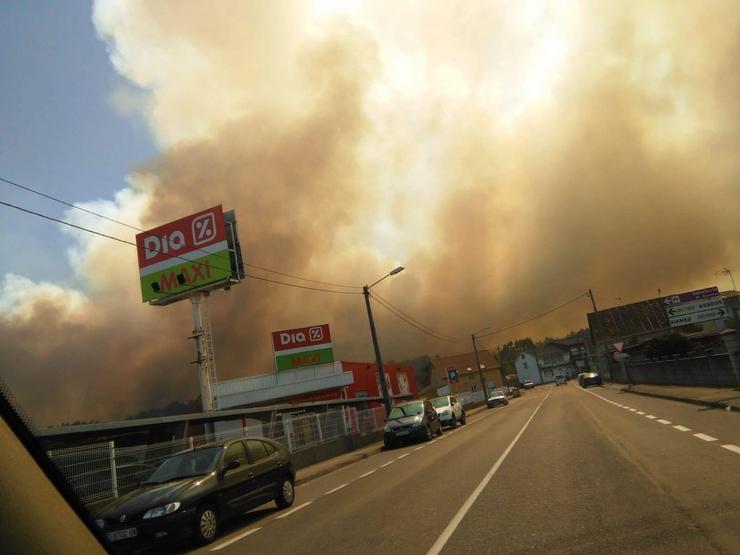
380,460,395,468
275,501,312,519
629,408,638,412
438,434,448,440
721,444,740,455
623,406,631,409
324,483,349,495
210,527,262,550
397,453,410,460
636,411,645,415
358,469,376,478
414,446,425,451
427,388,551,555
657,419,672,425
645,415,657,419
428,440,438,445
673,425,691,432
694,433,718,442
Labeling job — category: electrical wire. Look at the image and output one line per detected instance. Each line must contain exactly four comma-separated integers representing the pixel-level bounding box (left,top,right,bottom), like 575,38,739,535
369,292,465,343
0,175,361,290
0,199,361,296
476,292,590,339
370,291,466,341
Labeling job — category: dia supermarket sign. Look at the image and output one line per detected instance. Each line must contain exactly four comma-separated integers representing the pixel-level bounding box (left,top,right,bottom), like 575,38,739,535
271,324,334,371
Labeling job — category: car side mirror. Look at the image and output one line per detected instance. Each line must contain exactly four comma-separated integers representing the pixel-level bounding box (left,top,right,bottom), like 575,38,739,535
221,460,239,476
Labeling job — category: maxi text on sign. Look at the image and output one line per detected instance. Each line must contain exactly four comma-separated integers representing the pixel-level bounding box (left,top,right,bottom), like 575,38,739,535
135,206,231,303
271,324,334,371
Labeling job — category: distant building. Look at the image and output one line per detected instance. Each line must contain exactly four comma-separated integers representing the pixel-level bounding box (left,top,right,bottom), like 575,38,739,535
431,350,505,396
514,352,541,385
536,343,574,382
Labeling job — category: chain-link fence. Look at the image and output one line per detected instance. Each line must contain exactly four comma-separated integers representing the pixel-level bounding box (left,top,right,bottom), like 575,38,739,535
47,406,386,506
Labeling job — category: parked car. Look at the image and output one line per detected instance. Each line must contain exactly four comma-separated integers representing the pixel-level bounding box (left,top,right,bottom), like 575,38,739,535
577,372,589,386
94,438,295,550
580,372,603,388
486,390,509,408
430,395,466,428
509,386,522,398
554,375,567,386
384,400,443,448
522,379,535,390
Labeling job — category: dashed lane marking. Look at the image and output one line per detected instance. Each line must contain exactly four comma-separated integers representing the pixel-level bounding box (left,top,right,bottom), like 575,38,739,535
694,433,718,442
657,419,672,425
673,425,691,432
414,446,425,451
358,469,376,478
380,460,395,468
721,444,740,455
636,411,645,415
210,527,262,551
275,501,313,520
645,415,657,419
397,453,410,460
324,483,348,495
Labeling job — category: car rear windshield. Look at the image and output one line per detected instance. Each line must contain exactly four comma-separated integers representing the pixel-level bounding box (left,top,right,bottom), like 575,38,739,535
389,402,423,419
431,397,450,408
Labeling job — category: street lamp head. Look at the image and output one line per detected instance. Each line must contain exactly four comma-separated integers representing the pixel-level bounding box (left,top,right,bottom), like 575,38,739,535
389,266,405,276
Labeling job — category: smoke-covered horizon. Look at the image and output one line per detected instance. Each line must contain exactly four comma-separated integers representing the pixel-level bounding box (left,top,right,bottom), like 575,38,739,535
1,1,738,425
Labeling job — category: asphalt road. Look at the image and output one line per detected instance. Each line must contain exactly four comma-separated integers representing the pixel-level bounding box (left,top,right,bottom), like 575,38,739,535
188,384,740,555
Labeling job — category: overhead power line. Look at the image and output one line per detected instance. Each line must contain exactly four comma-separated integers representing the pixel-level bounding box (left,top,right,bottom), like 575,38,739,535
0,174,361,290
370,291,466,341
476,292,590,339
0,199,360,296
369,292,464,343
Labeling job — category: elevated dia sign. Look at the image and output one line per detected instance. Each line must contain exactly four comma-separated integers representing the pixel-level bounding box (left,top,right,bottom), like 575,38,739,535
271,324,334,371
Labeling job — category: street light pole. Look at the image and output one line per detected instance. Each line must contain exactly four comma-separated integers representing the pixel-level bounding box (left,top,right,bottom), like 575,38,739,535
471,334,489,400
363,266,405,416
364,285,392,416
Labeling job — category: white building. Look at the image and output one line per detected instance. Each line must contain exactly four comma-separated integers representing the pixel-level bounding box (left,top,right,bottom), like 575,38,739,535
514,352,542,385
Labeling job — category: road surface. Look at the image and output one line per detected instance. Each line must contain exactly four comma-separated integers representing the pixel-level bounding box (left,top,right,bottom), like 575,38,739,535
187,384,740,554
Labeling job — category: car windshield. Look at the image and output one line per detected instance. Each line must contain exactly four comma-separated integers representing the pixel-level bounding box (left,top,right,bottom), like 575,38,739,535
490,392,504,398
389,403,424,419
431,398,450,408
143,447,222,484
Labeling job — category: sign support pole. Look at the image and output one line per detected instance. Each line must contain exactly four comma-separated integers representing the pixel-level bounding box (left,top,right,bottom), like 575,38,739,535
191,293,216,412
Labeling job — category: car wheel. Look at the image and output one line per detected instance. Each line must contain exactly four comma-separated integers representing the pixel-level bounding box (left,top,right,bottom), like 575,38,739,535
194,504,218,545
436,421,444,436
275,477,295,509
384,438,396,449
460,412,466,425
425,425,433,441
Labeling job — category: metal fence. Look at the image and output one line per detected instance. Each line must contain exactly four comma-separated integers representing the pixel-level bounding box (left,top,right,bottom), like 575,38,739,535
47,406,387,506
610,353,738,388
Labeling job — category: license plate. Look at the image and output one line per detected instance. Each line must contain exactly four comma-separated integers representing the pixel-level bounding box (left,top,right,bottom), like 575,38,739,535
395,430,410,436
107,528,137,542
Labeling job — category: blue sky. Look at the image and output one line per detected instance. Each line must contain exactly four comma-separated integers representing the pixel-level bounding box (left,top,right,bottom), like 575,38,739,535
0,1,153,287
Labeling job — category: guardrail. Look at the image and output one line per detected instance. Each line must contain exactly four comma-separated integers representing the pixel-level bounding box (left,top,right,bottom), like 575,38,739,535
47,406,386,506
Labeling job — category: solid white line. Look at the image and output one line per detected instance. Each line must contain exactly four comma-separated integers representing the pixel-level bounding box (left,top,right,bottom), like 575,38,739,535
380,460,395,468
636,411,645,415
397,453,410,460
324,483,349,495
657,419,671,425
358,469,376,478
721,444,740,454
673,425,691,432
210,527,262,551
414,446,425,451
645,415,657,419
275,501,312,519
694,433,718,442
426,388,551,555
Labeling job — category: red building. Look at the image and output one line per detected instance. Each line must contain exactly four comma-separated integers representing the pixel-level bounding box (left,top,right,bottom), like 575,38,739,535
341,361,418,403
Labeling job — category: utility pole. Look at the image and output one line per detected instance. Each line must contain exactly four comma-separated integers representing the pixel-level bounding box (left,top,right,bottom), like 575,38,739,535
363,286,392,415
471,334,489,400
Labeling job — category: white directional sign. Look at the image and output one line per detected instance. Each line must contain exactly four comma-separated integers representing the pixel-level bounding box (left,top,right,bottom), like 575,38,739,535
663,286,728,328
669,307,730,327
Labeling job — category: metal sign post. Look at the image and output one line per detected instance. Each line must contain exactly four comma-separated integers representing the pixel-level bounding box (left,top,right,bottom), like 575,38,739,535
190,293,218,411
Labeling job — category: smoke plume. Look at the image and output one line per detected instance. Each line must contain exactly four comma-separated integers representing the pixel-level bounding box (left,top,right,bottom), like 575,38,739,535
1,1,739,424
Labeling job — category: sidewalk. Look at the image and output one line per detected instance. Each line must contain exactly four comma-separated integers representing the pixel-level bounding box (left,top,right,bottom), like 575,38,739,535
619,383,740,412
294,404,489,486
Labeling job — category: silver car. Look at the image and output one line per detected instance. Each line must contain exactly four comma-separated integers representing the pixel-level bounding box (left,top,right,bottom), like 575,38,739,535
430,395,466,428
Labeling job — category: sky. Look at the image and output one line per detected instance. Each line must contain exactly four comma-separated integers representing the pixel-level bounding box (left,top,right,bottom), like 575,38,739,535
0,1,738,425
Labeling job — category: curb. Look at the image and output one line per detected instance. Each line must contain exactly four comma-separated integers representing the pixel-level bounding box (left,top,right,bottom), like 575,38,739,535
622,388,740,413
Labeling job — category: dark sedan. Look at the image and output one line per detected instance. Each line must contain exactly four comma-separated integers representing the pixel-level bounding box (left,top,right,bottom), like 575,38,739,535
580,372,603,388
95,437,295,551
384,399,443,448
